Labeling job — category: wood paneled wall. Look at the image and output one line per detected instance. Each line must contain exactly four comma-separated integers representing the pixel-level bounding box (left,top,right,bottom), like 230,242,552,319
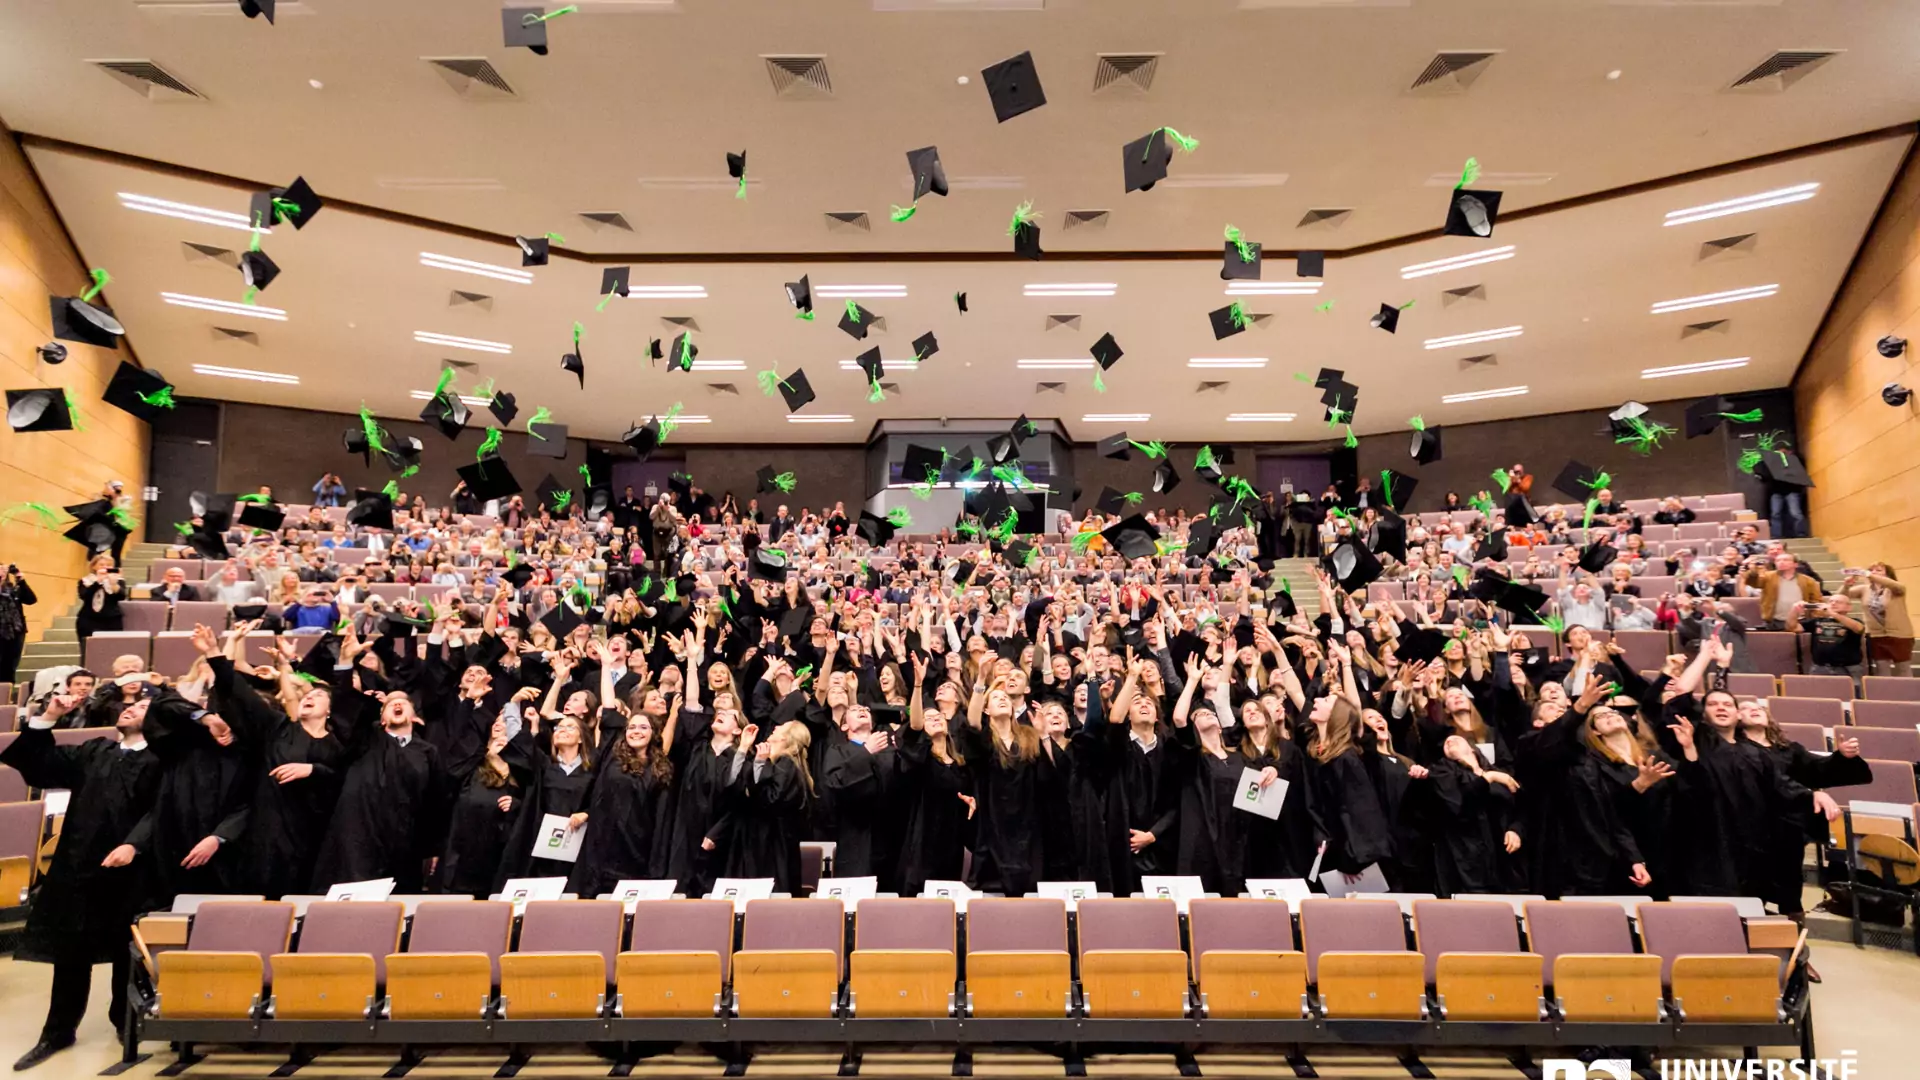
0,124,150,642
1796,141,1920,621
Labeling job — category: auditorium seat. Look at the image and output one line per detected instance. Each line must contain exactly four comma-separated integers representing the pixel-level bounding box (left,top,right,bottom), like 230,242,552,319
964,897,1070,1017
1851,700,1920,730
732,897,844,1018
1299,898,1425,1020
0,767,26,805
269,900,403,1019
1783,674,1855,700
1767,697,1845,728
1747,634,1803,677
119,601,171,635
0,709,16,735
172,601,231,633
367,583,412,604
1634,576,1677,598
1413,899,1543,1021
1839,760,1920,811
1076,898,1189,1018
1725,673,1777,699
1776,723,1830,752
84,631,150,674
1524,901,1663,1023
617,898,733,1018
1611,630,1672,675
148,559,203,583
1637,902,1784,1023
1723,597,1762,625
1864,676,1920,702
499,899,623,1019
1186,898,1305,1019
1677,523,1723,544
148,633,200,678
384,900,512,1019
847,897,955,1018
0,800,41,905
1703,494,1746,510
152,901,295,1019
52,728,117,747
1847,727,1920,762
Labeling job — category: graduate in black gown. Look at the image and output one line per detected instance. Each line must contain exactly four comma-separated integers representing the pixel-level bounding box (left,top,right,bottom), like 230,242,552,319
435,718,530,896
1299,650,1393,882
664,649,742,895
568,690,679,897
816,700,894,879
1580,700,1681,898
310,625,453,892
1234,697,1317,880
1359,705,1434,893
1089,655,1180,896
722,712,813,893
896,656,974,895
959,671,1053,896
0,692,159,1072
1420,734,1523,896
509,690,598,881
129,682,253,906
1737,696,1872,916
1169,659,1272,896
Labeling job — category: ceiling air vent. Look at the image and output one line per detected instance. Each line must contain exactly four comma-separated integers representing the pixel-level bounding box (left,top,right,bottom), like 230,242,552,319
662,316,700,331
209,327,259,346
1063,210,1110,231
90,59,202,101
424,57,516,99
1457,353,1495,368
1681,319,1731,339
765,56,832,97
1045,314,1082,331
1297,207,1352,230
1093,53,1160,93
825,212,871,233
1441,284,1487,306
1408,51,1498,95
1196,381,1231,395
1035,382,1065,395
449,291,494,310
707,383,740,396
1729,50,1838,91
578,211,633,232
181,241,237,268
1699,234,1758,261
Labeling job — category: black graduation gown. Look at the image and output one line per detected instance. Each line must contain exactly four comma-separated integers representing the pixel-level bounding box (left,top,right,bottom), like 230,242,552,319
819,732,892,879
516,737,597,882
1170,730,1255,896
1756,739,1872,913
1365,747,1433,893
213,657,346,899
568,752,674,898
436,765,527,896
1303,746,1393,877
1055,726,1114,889
132,692,255,905
664,706,736,895
310,669,452,893
1661,728,1812,900
0,726,158,964
1423,759,1516,897
890,726,972,895
721,754,811,893
1590,752,1679,899
955,719,1054,897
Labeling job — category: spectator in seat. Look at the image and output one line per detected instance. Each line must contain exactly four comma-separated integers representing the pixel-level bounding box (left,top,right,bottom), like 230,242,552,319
1609,592,1657,631
1731,524,1767,559
1744,551,1822,630
0,562,35,682
311,472,346,509
1789,593,1866,683
1555,577,1609,632
1602,564,1640,598
208,564,254,605
74,554,127,645
147,566,199,605
1678,558,1736,599
1853,564,1912,677
1651,496,1697,526
1586,488,1634,530
1677,596,1754,673
283,584,341,634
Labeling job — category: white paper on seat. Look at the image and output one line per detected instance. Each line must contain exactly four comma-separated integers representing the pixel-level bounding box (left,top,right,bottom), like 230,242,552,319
532,814,585,862
497,877,567,914
1319,863,1389,897
1231,768,1286,819
707,877,775,913
1850,799,1916,822
1139,875,1208,914
324,878,396,902
1244,878,1314,905
1035,881,1100,911
610,879,677,911
815,875,878,912
920,880,976,913
40,790,69,817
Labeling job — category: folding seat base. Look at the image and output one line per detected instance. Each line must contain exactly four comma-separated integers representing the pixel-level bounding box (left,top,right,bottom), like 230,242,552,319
1315,953,1428,1021
616,952,725,1018
1434,954,1545,1022
1197,951,1308,1020
269,954,376,1020
154,952,267,1020
382,954,494,1020
1672,955,1786,1023
965,951,1071,1018
1081,950,1190,1019
498,953,609,1020
848,949,956,1018
1551,954,1665,1024
732,949,841,1018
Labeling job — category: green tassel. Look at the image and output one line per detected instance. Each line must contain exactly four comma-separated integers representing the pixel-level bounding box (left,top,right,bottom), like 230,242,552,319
0,502,61,529
1092,369,1105,393
173,521,193,536
1615,416,1677,455
236,493,270,505
1755,430,1781,453
792,664,814,687
1720,408,1764,424
381,481,399,499
1021,545,1041,568
910,481,933,500
1452,565,1469,588
1127,440,1168,460
1222,476,1256,504
1151,126,1200,155
678,334,694,371
736,175,747,200
1194,445,1217,470
1123,491,1144,507
507,550,519,570
1326,400,1351,426
988,510,1018,544
1154,539,1184,558
578,462,593,483
956,520,981,539
1343,426,1357,449
991,464,1029,488
526,406,553,440
1456,157,1481,189
1539,610,1567,636
138,386,178,409
1583,498,1598,531
551,490,573,512
1292,372,1312,383
107,507,137,531
1580,471,1612,491
716,590,733,621
432,367,458,398
868,380,885,403
657,402,685,442
544,232,566,245
758,367,784,396
1228,300,1249,329
79,268,111,303
401,464,419,479
595,285,615,315
1379,469,1394,507
1315,299,1335,313
795,310,815,321
63,389,83,431
1408,415,1425,431
887,507,913,528
522,5,578,23
471,377,497,400
1737,449,1763,475
1467,493,1494,514
293,671,323,686
360,407,387,456
845,300,862,324
772,471,796,493
569,582,592,607
890,203,918,223
1007,200,1039,237
1223,224,1257,263
270,197,302,221
1070,531,1096,553
1491,468,1511,493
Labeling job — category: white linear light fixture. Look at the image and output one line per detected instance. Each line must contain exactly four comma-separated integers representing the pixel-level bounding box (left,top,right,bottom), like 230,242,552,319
1025,282,1117,297
409,390,493,406
839,359,919,371
1441,385,1529,404
413,331,512,354
1664,183,1818,227
686,359,747,371
1225,281,1321,295
1641,357,1751,379
1082,413,1151,422
1649,285,1778,314
418,252,533,284
1400,245,1516,279
813,284,908,298
120,192,267,233
623,285,710,299
787,414,856,423
1423,325,1524,350
1188,358,1269,369
192,363,299,385
1226,413,1296,422
162,292,288,320
1018,358,1094,369
660,414,712,423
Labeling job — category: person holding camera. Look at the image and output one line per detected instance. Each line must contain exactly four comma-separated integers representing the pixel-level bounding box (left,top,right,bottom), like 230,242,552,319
74,553,128,645
1743,551,1822,630
0,563,36,682
311,473,347,509
1788,593,1867,682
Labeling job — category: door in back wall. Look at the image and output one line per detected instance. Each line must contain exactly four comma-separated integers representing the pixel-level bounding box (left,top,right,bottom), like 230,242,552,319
1258,454,1332,500
145,402,221,544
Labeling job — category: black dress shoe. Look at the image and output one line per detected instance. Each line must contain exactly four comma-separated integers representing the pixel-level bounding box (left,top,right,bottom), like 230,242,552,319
12,1039,74,1072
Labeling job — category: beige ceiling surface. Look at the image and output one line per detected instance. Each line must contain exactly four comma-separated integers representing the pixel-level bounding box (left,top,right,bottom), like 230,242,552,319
3,0,1917,444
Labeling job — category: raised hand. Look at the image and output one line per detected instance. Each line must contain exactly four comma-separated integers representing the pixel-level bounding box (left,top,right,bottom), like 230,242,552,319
1631,758,1675,792
1666,714,1696,753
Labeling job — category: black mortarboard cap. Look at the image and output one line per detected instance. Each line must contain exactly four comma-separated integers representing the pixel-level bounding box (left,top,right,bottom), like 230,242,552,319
749,545,789,583
419,390,470,440
645,338,663,361
533,473,563,510
236,501,285,532
906,146,948,200
1012,219,1042,260
911,331,939,362
599,266,630,300
1101,514,1161,562
1185,515,1219,559
856,511,896,548
1444,188,1503,239
1122,129,1171,194
250,176,321,230
1502,493,1538,528
1309,368,1342,391
459,458,522,501
727,151,747,182
1684,395,1735,438
1379,469,1417,511
101,361,174,421
902,443,945,485
1012,414,1039,443
985,432,1017,466
561,350,584,387
500,565,535,590
1608,400,1651,440
1005,539,1035,569
1153,461,1180,495
854,346,884,387
981,51,1046,123
1474,529,1509,563
584,485,612,519
239,249,280,294
182,525,229,561
623,419,662,461
1090,332,1123,371
1373,510,1408,563
48,295,123,349
1221,239,1262,281
346,489,395,532
1755,447,1813,488
6,389,72,432
1324,537,1382,592
541,605,586,639
755,465,787,495
582,447,612,488
488,390,518,426
951,559,977,589
1497,578,1551,622
785,275,812,317
777,604,813,640
526,423,569,458
1578,540,1617,574
667,333,696,373
944,449,980,484
954,291,968,314
192,492,235,534
1097,432,1132,461
514,235,549,267
1320,379,1360,414
1551,460,1606,502
769,367,814,414
838,303,875,341
1297,251,1325,279
1370,303,1403,334
1208,304,1247,340
64,513,125,556
240,0,274,22
503,7,549,53
1398,627,1447,665
1410,424,1443,465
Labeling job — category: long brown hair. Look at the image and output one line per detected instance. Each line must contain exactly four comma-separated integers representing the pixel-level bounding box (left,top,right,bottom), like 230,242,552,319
1583,708,1659,764
1308,698,1358,763
612,721,675,786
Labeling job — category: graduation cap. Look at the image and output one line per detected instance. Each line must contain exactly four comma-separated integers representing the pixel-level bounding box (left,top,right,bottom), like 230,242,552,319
191,492,235,534
1755,447,1813,488
911,331,939,363
985,431,1017,466
526,423,569,458
954,291,968,314
6,389,73,433
1378,469,1417,511
459,457,523,501
1398,627,1448,665
1607,400,1651,440
581,447,612,489
236,500,285,532
561,350,585,387
1320,379,1360,417
784,275,813,318
854,346,885,389
488,389,519,426
1474,529,1510,563
1123,129,1171,194
1011,216,1043,261
1491,577,1550,622
599,266,630,303
1444,188,1503,238
503,6,552,54
749,545,789,583
419,388,470,440
1683,395,1764,438
856,511,897,548
1578,540,1617,574
727,151,747,191
1090,331,1123,374
250,176,321,230
240,0,274,21
668,333,696,373
1004,539,1037,569
180,524,229,562
101,362,175,421
1551,460,1608,502
1502,493,1538,528
645,338,664,362
540,604,587,639
1153,461,1180,495
1221,227,1262,281
623,419,663,461
1372,510,1408,563
48,291,124,350
766,367,811,414
345,489,395,532
64,507,127,556
1297,251,1325,279
584,486,613,519
1101,514,1161,562
1012,414,1039,443
906,145,948,201
514,235,550,267
1410,423,1443,465
838,303,876,341
500,564,536,590
239,249,280,295
1208,303,1249,340
1323,537,1382,592
1370,302,1407,334
950,558,978,589
981,51,1046,123
533,473,564,512
945,448,982,484
902,443,946,486
1185,515,1220,559
1097,432,1132,461
756,465,796,496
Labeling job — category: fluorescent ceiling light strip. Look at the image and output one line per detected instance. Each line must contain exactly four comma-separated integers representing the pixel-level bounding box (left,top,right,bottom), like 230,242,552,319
1025,283,1117,297
408,390,493,406
1441,385,1530,404
1224,282,1321,295
418,253,532,284
1649,285,1778,314
1188,358,1269,368
192,363,299,385
1017,359,1094,369
1082,413,1150,422
839,359,919,370
1226,413,1296,421
664,415,711,423
120,192,266,233
1422,326,1524,350
1399,245,1516,279
1664,183,1818,226
1640,357,1752,379
787,414,856,423
813,285,908,298
161,292,288,320
413,331,512,354
624,286,709,298
687,360,747,370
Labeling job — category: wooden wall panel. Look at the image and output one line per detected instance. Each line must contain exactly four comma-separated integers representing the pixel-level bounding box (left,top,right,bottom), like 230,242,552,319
0,122,150,642
1795,140,1920,618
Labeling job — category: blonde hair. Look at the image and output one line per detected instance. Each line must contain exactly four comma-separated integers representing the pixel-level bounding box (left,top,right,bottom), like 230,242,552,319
771,720,816,796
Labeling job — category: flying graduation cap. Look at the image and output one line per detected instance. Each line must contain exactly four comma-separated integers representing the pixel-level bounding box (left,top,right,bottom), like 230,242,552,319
1102,514,1161,562
561,322,586,387
1684,395,1765,438
893,146,948,221
981,51,1046,123
1408,417,1443,464
777,368,816,413
239,0,274,21
1443,158,1502,238
785,275,814,320
1089,332,1123,390
1371,301,1414,334
1221,225,1261,280
419,371,470,439
1378,468,1417,511
6,388,75,433
459,457,522,501
101,361,176,421
727,151,748,198
239,248,279,296
488,389,519,426
504,6,577,55
598,267,630,310
250,176,321,231
1208,302,1251,340
623,418,664,461
514,235,552,266
1008,201,1042,260
1297,251,1325,278
49,270,124,349
954,291,968,314
1122,125,1199,194
838,302,877,341
854,347,885,398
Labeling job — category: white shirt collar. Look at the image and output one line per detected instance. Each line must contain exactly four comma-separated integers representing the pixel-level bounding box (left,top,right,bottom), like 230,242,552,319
388,728,411,747
1130,729,1158,752
119,737,147,752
